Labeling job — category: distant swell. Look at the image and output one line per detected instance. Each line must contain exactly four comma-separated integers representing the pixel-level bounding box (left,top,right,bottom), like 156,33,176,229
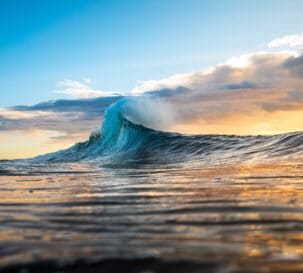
31,98,303,165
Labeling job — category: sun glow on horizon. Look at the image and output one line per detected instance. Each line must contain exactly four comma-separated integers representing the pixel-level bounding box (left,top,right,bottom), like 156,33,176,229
0,130,81,160
173,109,303,136
3,106,303,160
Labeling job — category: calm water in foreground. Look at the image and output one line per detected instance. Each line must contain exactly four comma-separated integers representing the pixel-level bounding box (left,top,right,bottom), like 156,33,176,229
0,160,303,273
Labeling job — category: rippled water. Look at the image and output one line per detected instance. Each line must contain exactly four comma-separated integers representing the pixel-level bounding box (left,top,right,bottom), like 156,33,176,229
1,160,303,272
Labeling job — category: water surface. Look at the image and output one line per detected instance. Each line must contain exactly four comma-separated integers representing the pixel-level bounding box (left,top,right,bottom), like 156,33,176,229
1,160,303,273
1,98,303,272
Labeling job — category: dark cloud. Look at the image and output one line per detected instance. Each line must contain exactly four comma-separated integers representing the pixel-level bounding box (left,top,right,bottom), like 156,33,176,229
12,96,123,113
223,81,258,90
0,112,100,138
261,89,303,112
0,96,124,142
146,86,189,97
283,53,303,76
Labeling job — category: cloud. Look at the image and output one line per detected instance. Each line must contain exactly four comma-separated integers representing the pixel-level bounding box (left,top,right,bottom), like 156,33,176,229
55,79,122,98
1,96,123,138
282,53,303,76
3,51,303,136
223,81,258,90
12,96,122,113
268,33,303,48
132,51,298,95
83,77,92,84
131,73,196,95
0,96,123,159
128,51,303,134
2,50,303,158
0,109,51,120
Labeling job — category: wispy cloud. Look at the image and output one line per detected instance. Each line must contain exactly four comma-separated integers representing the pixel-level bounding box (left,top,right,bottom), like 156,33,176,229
0,109,51,120
55,79,121,98
82,77,92,84
131,73,195,95
268,33,303,48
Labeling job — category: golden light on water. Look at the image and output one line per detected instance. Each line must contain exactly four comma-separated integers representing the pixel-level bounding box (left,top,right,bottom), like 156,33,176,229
1,161,303,271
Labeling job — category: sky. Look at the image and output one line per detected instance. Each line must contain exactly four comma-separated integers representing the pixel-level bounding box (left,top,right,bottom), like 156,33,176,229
1,0,303,159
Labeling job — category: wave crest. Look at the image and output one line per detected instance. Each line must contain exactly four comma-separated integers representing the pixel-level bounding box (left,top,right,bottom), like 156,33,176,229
30,98,303,165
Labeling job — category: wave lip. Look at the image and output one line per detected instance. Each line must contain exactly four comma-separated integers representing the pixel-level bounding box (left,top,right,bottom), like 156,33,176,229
31,98,303,165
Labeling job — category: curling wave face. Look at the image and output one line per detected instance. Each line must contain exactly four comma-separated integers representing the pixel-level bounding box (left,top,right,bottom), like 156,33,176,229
31,98,303,165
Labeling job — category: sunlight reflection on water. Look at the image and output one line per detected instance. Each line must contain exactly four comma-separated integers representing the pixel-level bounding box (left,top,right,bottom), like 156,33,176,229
0,161,303,272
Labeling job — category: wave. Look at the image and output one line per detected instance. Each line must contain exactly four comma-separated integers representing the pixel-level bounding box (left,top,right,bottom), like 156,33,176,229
30,98,303,165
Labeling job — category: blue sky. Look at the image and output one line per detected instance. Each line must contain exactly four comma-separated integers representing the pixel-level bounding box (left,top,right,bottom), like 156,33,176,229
1,0,303,107
1,0,303,158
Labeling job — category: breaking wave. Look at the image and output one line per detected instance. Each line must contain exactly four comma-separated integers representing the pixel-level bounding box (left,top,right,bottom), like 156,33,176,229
31,98,303,165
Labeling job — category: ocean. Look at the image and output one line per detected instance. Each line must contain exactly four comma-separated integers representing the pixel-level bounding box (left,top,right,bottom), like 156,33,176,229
0,98,303,272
